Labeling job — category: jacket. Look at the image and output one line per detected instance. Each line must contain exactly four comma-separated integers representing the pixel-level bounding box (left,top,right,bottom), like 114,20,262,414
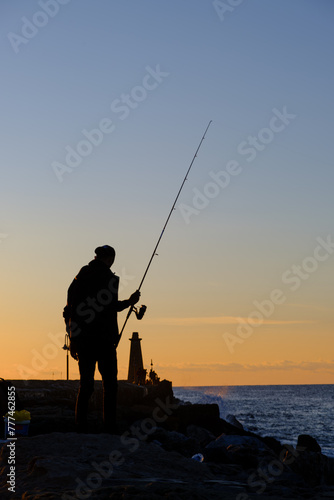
64,259,130,346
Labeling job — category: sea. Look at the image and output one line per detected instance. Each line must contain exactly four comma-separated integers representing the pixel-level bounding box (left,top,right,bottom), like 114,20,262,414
173,384,334,458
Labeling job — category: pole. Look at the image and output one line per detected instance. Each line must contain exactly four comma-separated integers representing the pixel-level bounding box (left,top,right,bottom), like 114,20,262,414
117,120,212,346
62,333,70,380
66,347,69,381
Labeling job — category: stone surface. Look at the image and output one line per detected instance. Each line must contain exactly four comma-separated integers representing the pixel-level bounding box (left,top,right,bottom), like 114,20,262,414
1,431,332,500
0,432,310,499
186,425,216,448
0,432,251,499
208,434,271,452
297,433,322,453
225,414,244,430
205,434,276,469
148,427,200,457
287,449,334,487
1,381,333,499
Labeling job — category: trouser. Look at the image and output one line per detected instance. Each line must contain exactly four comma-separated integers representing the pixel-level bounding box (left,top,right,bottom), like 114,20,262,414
75,345,118,428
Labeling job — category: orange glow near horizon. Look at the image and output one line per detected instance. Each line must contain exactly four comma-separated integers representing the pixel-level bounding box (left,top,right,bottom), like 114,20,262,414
2,316,334,386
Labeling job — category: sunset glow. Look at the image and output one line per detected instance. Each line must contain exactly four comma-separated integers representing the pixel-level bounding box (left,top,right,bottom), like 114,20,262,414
1,1,333,386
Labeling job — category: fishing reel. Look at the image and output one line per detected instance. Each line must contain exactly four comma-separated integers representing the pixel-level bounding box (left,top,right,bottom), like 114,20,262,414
62,333,70,351
134,305,147,320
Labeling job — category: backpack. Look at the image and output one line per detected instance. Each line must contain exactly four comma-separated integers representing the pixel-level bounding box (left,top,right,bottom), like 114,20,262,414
63,275,80,334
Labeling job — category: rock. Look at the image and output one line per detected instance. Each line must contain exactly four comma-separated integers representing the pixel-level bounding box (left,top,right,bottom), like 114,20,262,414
286,448,334,487
147,427,200,457
297,434,321,453
261,436,283,455
165,404,253,439
2,381,332,499
205,434,276,469
0,432,247,499
117,381,149,406
141,379,173,404
209,434,272,452
171,403,220,431
14,380,150,408
9,379,177,437
226,414,244,430
186,425,216,447
211,417,259,439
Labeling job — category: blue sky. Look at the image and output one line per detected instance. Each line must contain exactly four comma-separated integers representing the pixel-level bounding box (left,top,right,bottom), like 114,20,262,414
1,0,333,384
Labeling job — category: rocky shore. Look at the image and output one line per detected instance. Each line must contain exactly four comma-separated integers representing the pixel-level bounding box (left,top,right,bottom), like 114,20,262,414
0,380,333,499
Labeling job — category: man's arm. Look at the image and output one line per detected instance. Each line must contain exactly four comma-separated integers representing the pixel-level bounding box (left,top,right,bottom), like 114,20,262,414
117,290,140,311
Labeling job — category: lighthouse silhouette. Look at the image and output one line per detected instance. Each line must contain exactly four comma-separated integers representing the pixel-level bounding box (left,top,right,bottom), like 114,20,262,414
127,332,144,384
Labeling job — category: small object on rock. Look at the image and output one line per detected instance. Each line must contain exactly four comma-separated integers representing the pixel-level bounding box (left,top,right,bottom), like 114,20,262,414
4,410,31,438
191,453,204,462
297,434,321,453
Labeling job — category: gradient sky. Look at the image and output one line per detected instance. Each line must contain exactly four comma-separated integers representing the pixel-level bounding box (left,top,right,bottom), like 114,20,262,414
1,0,333,386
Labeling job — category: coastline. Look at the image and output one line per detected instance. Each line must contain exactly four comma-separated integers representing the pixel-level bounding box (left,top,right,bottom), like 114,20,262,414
174,384,334,458
0,380,333,499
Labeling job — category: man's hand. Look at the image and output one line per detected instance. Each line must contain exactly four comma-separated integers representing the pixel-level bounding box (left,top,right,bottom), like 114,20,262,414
70,339,79,361
129,290,140,306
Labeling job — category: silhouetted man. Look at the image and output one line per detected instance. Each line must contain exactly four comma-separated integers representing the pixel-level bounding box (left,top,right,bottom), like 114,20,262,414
63,245,140,432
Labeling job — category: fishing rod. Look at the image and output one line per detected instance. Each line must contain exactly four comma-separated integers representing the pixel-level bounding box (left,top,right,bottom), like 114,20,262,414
116,120,212,346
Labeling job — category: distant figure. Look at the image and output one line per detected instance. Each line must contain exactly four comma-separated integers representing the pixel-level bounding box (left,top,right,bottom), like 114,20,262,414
148,359,160,385
148,367,160,385
63,245,140,432
136,367,147,386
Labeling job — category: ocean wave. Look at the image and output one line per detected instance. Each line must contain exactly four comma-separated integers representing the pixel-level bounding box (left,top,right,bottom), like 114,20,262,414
174,384,334,457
